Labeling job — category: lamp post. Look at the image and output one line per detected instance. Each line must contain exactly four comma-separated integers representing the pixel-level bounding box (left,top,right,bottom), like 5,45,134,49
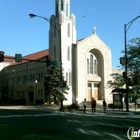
29,13,63,109
35,80,38,104
29,14,61,63
124,15,140,112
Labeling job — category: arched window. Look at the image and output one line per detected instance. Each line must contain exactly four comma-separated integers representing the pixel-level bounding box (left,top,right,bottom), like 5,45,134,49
87,59,89,74
90,55,93,74
67,46,70,61
94,59,98,74
67,23,70,37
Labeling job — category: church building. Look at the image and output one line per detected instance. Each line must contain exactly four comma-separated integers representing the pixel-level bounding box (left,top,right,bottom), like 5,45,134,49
49,0,113,105
0,0,113,105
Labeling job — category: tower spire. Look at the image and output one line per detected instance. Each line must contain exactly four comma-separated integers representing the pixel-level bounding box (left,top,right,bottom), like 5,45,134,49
55,0,70,18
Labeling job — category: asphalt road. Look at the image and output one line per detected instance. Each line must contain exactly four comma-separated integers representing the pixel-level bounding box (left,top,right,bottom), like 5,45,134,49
0,106,140,140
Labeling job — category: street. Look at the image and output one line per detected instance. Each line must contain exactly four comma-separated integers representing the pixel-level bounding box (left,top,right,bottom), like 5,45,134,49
0,106,140,140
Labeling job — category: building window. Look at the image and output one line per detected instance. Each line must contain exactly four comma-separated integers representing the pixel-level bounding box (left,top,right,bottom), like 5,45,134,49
66,1,68,17
88,83,92,88
67,23,70,37
94,83,99,88
11,77,14,85
94,59,98,74
90,54,93,74
23,75,27,84
38,73,43,82
69,72,71,85
66,72,68,84
67,46,70,61
41,73,43,82
38,73,40,82
87,59,89,74
66,72,70,85
61,0,63,11
30,74,35,81
17,76,21,85
56,1,58,17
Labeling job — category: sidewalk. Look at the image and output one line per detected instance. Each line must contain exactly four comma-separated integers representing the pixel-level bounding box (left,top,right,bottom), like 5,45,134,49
78,105,140,115
0,104,140,115
0,104,60,112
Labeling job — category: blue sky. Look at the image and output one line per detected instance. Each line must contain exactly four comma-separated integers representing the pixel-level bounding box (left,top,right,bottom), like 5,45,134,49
0,0,140,68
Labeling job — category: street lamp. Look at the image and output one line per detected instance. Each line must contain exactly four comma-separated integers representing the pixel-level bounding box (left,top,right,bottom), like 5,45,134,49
35,80,38,104
29,13,63,109
124,15,140,112
29,13,62,78
29,14,61,61
29,14,60,33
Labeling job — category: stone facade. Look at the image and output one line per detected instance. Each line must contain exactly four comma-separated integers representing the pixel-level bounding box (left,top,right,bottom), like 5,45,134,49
75,33,112,104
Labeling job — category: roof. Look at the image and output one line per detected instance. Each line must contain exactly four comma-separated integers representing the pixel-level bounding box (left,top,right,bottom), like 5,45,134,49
5,49,49,67
23,49,49,60
112,88,133,93
4,55,15,63
77,38,85,41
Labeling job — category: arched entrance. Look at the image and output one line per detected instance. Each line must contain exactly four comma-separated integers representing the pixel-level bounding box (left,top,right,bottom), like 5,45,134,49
86,49,104,101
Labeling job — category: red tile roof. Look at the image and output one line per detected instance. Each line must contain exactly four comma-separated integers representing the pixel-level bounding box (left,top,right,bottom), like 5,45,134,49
23,49,49,60
4,55,15,63
5,49,49,67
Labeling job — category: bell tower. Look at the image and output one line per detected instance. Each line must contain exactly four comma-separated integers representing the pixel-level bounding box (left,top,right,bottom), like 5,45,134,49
55,0,70,18
49,0,77,105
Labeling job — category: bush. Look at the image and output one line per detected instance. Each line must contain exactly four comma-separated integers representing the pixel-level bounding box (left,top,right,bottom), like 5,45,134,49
108,103,113,109
67,103,79,110
14,98,26,105
36,99,44,105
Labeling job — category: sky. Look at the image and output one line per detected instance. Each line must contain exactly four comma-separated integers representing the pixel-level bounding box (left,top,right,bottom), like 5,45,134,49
0,0,140,68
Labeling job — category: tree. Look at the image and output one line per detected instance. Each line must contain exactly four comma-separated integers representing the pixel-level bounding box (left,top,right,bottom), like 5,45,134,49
107,73,125,89
44,65,69,104
107,38,140,97
127,38,140,86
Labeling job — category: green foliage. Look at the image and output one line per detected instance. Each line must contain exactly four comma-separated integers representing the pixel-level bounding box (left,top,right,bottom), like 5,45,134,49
44,65,69,104
67,103,79,110
36,99,44,105
127,38,140,87
107,73,125,89
10,98,26,105
107,38,140,97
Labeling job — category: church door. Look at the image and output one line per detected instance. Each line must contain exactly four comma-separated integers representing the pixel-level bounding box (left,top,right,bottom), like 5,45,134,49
87,83,92,101
94,84,99,100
